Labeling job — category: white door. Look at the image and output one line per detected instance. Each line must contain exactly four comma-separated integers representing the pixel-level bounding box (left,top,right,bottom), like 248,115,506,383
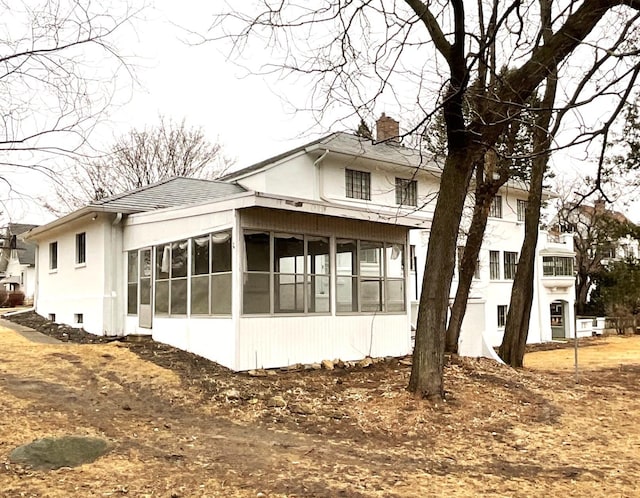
139,248,152,329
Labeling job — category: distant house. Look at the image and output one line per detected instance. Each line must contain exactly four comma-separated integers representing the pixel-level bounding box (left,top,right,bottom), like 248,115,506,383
0,223,38,304
25,115,576,369
552,199,638,313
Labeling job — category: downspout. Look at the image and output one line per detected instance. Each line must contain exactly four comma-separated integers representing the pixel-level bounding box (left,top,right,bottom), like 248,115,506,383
109,213,123,336
313,149,330,202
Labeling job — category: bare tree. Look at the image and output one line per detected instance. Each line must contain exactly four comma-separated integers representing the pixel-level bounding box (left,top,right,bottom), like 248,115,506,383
45,117,235,213
214,1,640,398
0,0,139,209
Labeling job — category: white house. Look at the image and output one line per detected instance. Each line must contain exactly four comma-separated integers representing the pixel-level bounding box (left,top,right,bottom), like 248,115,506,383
0,223,38,304
25,115,575,370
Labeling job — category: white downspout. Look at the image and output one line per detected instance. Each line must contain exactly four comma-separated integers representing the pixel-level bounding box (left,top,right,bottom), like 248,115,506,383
314,149,330,202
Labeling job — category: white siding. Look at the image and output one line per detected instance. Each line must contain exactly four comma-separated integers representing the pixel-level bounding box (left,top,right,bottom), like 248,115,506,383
152,317,236,368
237,314,411,370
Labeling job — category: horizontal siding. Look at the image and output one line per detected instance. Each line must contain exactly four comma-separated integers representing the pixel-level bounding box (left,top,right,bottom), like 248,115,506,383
237,314,411,370
151,317,237,370
241,207,407,243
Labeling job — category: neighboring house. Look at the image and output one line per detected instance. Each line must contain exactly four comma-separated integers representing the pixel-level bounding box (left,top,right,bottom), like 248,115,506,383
552,199,638,314
25,115,576,370
0,223,38,304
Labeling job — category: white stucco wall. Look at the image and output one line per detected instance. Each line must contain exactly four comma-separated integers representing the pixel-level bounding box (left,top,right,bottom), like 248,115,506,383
34,215,114,335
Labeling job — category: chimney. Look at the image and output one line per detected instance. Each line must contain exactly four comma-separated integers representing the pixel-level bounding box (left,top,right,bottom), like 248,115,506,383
376,113,400,142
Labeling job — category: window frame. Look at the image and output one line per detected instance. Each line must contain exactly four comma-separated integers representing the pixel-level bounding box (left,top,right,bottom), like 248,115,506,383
395,178,417,206
489,195,503,218
542,256,574,277
503,251,518,280
489,250,500,280
127,250,138,315
345,169,371,200
75,232,86,265
497,305,508,328
517,199,528,222
49,241,58,271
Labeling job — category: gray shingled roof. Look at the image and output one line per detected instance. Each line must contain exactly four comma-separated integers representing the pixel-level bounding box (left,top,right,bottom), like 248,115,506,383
90,177,247,214
219,132,442,181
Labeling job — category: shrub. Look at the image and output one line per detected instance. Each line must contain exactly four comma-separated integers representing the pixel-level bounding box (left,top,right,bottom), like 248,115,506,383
7,291,24,307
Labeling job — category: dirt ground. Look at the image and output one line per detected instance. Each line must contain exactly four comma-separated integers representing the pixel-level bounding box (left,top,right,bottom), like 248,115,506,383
1,314,640,497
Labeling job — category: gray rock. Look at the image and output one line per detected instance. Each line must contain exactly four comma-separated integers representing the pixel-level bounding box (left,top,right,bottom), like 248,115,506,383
9,436,109,470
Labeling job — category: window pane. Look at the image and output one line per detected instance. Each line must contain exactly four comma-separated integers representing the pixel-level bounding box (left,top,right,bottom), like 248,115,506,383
191,275,209,315
274,235,304,274
337,240,357,275
490,251,500,280
542,256,554,276
171,240,188,278
360,241,382,277
275,274,304,313
336,276,358,312
386,279,405,311
385,244,404,278
140,277,151,305
127,251,138,283
307,237,329,275
156,245,170,279
245,232,270,271
192,237,210,275
361,278,383,312
141,249,152,278
76,233,86,264
211,273,232,314
243,273,270,314
308,275,330,313
127,283,138,314
212,233,232,272
171,279,187,315
155,280,169,314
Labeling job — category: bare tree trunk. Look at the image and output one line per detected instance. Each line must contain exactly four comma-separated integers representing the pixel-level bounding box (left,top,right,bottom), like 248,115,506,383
575,272,591,315
409,150,474,398
445,187,492,353
500,0,557,367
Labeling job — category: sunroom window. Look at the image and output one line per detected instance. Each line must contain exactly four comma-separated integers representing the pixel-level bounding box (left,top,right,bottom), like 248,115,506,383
191,232,232,315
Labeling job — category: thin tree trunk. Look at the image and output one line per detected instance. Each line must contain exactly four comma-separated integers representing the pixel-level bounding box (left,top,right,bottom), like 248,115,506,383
500,1,557,367
409,151,475,398
445,187,493,353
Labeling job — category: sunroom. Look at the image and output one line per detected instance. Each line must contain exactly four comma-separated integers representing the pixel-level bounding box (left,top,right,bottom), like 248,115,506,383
123,196,423,371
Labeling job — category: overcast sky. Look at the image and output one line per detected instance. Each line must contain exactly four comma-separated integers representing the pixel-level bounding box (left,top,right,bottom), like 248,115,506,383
8,0,639,225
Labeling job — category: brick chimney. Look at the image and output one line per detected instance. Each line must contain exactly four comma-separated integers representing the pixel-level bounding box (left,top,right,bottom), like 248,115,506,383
376,113,400,142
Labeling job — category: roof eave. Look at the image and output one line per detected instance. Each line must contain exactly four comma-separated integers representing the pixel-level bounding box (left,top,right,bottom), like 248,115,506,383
24,206,122,240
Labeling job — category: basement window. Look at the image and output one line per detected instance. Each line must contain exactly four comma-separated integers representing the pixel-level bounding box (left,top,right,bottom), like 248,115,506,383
74,313,83,325
48,313,56,322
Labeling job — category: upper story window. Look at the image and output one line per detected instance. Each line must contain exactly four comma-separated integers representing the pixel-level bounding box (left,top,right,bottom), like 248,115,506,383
76,232,86,265
345,169,371,200
542,256,574,276
517,199,528,222
489,250,500,280
489,195,503,218
49,242,58,270
504,251,518,279
395,178,417,206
